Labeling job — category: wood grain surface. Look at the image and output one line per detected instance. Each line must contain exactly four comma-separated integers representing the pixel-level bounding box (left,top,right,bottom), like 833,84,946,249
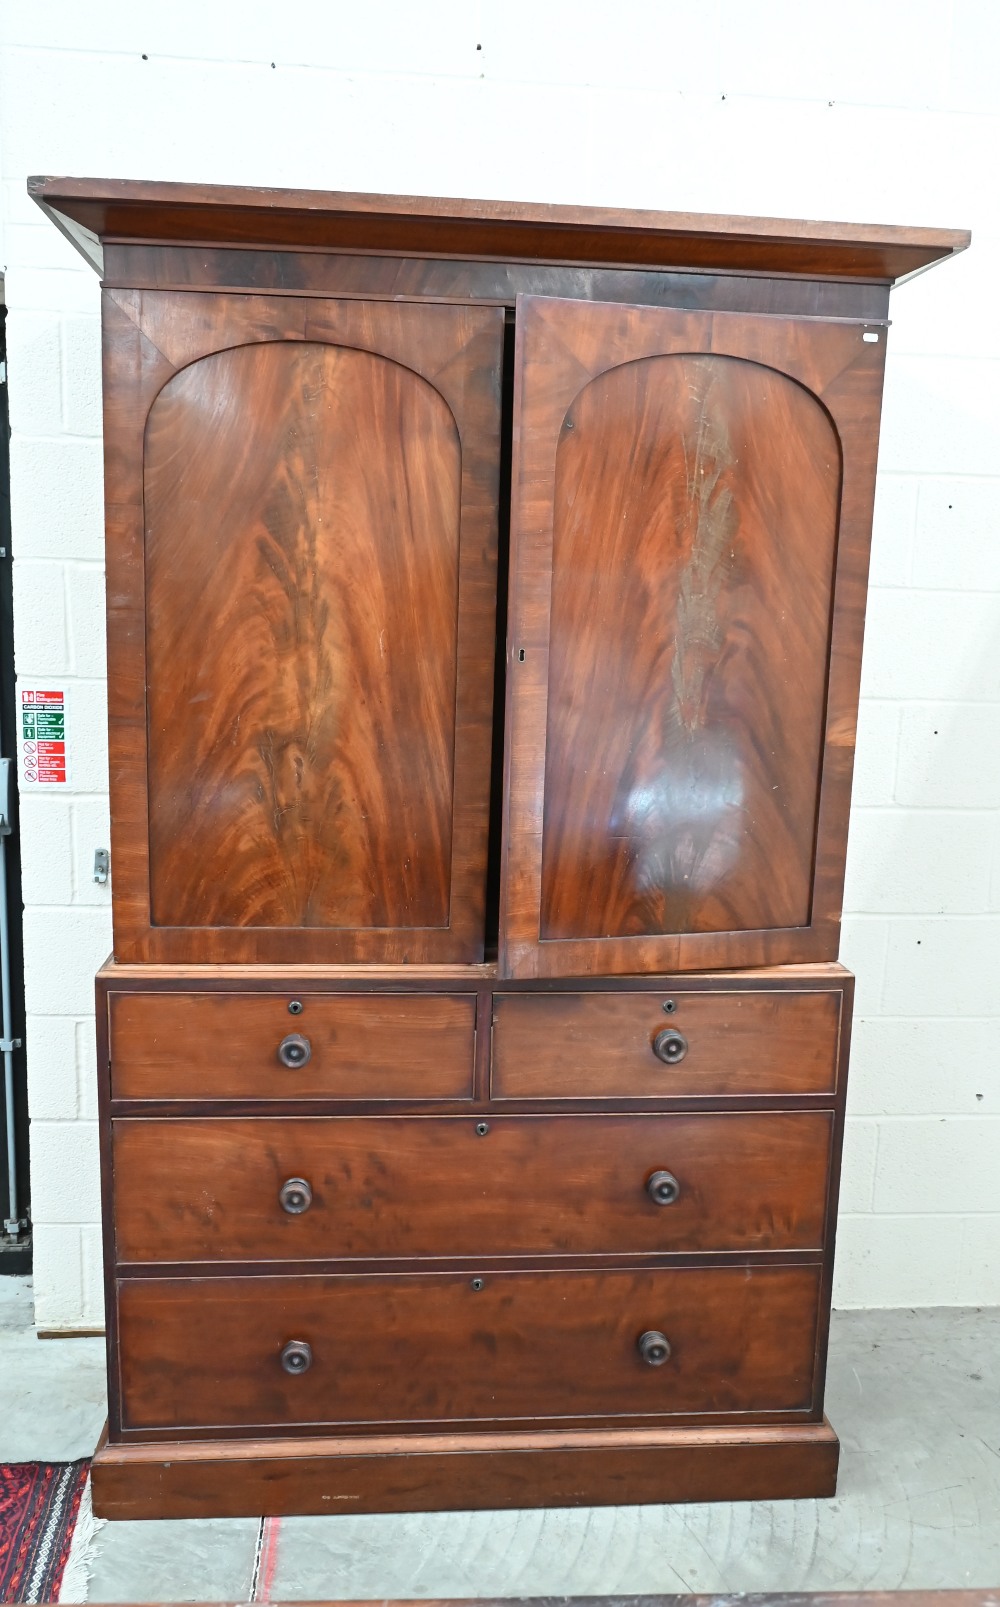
108,991,475,1101
31,174,969,282
96,957,853,987
501,296,886,977
101,244,893,325
491,989,841,1099
110,1110,832,1262
90,1418,840,1517
102,291,503,963
144,342,460,934
116,1264,822,1431
539,353,839,942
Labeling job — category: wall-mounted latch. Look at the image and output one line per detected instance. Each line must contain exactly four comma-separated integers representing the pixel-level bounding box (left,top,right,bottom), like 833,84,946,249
93,848,110,884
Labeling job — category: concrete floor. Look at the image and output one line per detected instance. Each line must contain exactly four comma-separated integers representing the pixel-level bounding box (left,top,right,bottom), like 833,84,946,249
2,1277,999,1599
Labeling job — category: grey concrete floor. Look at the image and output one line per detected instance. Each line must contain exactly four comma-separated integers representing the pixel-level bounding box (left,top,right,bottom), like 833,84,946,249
2,1277,999,1599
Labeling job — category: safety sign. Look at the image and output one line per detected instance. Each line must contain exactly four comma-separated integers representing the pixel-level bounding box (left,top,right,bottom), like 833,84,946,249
20,687,70,785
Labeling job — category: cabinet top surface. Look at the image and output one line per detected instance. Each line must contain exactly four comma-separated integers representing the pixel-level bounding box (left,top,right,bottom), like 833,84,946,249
94,955,852,985
29,175,968,285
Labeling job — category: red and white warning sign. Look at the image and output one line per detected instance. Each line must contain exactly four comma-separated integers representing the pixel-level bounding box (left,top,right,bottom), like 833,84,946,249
20,687,71,785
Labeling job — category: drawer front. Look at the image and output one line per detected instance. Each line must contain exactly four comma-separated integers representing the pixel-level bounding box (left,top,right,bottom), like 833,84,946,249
112,1111,833,1262
117,1265,822,1430
109,992,476,1101
492,990,841,1099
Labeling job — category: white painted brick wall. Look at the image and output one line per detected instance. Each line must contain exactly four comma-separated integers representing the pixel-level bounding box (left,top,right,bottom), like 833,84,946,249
0,0,998,1325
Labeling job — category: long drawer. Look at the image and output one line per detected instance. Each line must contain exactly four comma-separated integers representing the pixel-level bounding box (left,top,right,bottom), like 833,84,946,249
117,1264,822,1431
108,992,476,1101
111,1111,833,1262
491,989,841,1099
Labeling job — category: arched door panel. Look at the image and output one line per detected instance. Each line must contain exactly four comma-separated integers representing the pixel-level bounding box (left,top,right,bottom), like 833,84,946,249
500,295,885,978
102,290,503,964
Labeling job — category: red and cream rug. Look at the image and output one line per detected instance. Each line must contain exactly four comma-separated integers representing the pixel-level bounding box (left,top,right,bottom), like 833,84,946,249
0,1462,96,1603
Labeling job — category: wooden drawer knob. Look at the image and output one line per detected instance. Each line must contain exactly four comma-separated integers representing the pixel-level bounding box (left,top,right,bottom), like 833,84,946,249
280,1339,312,1375
646,1169,680,1206
638,1330,671,1366
277,1033,312,1068
652,1028,688,1065
279,1177,313,1215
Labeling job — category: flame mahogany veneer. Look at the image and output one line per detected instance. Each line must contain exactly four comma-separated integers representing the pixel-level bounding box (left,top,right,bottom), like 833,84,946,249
30,176,966,1518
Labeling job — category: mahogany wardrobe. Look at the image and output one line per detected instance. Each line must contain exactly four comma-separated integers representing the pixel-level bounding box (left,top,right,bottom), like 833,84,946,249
31,176,968,1518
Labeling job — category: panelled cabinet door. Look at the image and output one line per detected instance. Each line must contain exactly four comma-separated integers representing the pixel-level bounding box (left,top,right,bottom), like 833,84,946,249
500,295,886,978
103,292,504,963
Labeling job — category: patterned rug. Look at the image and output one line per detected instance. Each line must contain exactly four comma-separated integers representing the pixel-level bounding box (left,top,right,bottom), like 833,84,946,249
0,1462,93,1603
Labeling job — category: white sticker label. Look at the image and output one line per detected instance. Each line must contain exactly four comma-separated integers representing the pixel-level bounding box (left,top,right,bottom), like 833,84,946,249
20,686,71,785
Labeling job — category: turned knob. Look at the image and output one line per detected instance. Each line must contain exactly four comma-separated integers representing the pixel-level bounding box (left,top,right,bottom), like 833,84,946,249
277,1033,312,1068
652,1028,688,1065
279,1177,313,1215
646,1169,680,1206
638,1330,671,1366
280,1339,312,1375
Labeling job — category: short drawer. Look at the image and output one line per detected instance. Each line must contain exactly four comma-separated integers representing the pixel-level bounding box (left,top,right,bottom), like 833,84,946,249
491,989,841,1099
108,992,476,1101
111,1110,833,1262
117,1264,822,1431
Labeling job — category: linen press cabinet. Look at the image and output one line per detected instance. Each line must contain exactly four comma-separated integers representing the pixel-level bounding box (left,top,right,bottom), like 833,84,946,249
31,177,968,1519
